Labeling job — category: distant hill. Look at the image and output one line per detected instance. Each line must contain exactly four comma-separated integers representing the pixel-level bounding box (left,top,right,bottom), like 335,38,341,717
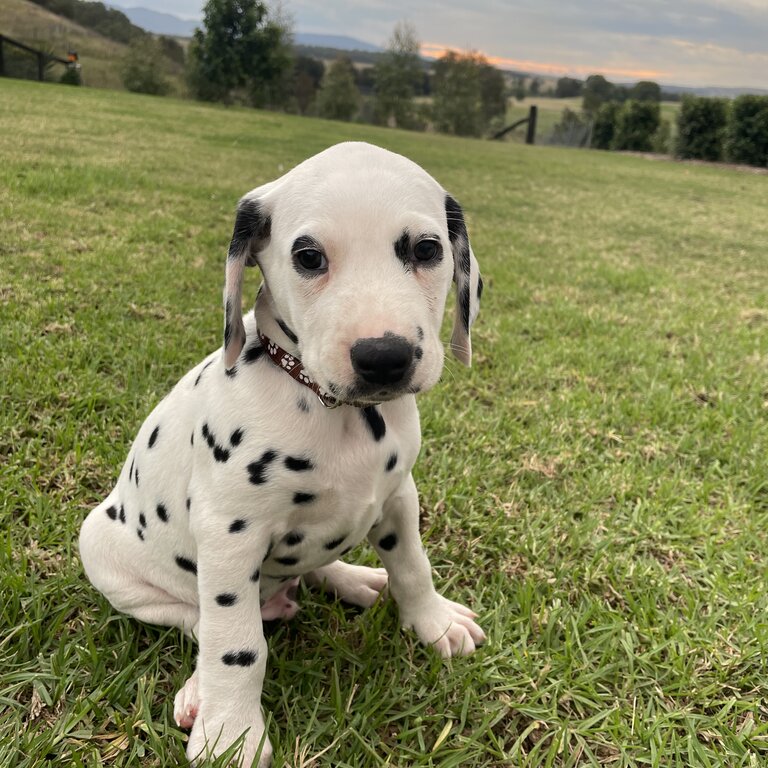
294,33,382,53
112,5,198,37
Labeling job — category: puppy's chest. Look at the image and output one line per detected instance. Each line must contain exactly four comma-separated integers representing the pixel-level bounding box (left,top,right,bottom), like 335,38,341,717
200,401,418,574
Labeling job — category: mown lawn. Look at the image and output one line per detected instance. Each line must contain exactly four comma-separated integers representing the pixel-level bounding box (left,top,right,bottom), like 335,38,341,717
1,77,767,767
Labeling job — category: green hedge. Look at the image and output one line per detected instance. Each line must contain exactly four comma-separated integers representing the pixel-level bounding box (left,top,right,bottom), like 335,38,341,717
675,96,728,161
725,95,768,167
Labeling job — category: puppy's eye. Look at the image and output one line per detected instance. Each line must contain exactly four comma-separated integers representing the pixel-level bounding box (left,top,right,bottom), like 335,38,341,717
294,248,327,273
413,239,441,263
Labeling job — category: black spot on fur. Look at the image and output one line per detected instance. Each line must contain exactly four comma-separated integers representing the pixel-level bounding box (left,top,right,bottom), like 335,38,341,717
222,650,257,667
251,568,260,582
459,282,471,332
414,346,423,360
276,556,298,566
190,431,194,446
106,505,117,520
477,275,484,301
128,456,135,481
297,397,310,413
277,319,299,345
293,492,315,504
134,466,140,487
148,426,159,448
386,453,398,472
175,555,197,575
230,428,244,447
156,503,169,523
265,542,274,559
416,326,424,341
379,533,398,551
324,535,346,550
229,519,247,533
243,341,264,364
118,505,126,524
202,423,231,463
137,528,144,541
394,230,410,267
225,364,238,378
445,195,468,248
228,198,271,265
186,497,191,512
247,450,278,485
194,359,214,387
285,456,313,472
139,512,146,528
340,546,353,557
216,593,238,607
361,406,386,441
284,531,304,546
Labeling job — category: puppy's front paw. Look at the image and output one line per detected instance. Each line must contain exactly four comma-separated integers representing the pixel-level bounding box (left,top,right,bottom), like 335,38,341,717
187,712,272,767
402,594,486,658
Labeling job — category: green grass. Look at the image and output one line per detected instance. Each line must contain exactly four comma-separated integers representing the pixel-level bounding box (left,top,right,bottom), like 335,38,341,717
2,77,768,767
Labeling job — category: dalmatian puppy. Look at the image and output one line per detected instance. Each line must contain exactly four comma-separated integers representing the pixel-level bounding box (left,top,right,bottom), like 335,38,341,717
79,141,484,767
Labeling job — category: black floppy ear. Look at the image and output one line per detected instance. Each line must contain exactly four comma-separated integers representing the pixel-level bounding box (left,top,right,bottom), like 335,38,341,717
445,195,482,366
223,195,272,370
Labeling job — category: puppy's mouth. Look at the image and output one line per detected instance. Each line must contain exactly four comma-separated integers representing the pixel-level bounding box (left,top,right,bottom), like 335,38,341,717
325,379,420,406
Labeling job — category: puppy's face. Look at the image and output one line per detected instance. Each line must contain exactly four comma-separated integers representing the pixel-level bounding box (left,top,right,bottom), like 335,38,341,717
224,143,481,404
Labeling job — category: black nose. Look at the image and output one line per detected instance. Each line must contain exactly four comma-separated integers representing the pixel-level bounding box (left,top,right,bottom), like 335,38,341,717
350,335,415,386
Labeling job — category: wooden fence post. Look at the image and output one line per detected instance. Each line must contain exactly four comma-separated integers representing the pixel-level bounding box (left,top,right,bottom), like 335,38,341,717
525,105,538,145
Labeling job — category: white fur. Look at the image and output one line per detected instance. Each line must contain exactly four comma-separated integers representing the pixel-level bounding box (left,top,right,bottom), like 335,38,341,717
79,142,484,767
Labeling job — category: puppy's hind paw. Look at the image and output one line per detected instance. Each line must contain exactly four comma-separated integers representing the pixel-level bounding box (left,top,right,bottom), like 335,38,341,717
173,669,200,729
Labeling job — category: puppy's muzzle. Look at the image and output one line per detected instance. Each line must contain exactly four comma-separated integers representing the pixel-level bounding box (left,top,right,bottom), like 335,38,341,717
350,335,415,387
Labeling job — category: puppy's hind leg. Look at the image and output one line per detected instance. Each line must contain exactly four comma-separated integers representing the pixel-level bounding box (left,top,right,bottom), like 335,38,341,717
305,561,388,608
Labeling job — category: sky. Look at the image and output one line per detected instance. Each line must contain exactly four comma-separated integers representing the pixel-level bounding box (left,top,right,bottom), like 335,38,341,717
136,0,768,89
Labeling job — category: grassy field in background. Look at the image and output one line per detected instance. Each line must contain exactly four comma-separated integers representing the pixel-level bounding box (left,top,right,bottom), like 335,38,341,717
504,96,682,144
1,77,768,767
0,0,186,92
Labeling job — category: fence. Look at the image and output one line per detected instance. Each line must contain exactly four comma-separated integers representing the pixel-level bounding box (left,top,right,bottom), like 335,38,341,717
0,34,75,82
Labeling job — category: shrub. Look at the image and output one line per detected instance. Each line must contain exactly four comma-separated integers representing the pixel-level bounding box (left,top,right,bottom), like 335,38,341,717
612,100,660,151
60,66,82,86
121,38,170,96
590,102,620,150
724,95,768,168
675,96,728,161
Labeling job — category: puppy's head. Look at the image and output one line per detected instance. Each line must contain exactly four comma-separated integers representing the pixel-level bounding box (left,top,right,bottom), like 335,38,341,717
223,142,481,404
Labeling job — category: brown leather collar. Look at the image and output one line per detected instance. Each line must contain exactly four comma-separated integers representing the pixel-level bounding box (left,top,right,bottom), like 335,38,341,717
257,330,345,408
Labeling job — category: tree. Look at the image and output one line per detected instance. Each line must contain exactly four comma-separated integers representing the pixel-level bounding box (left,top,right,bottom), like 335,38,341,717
187,0,293,107
555,77,583,98
631,80,661,102
431,50,504,137
372,21,423,129
316,57,360,121
582,74,614,114
590,101,620,150
293,55,324,114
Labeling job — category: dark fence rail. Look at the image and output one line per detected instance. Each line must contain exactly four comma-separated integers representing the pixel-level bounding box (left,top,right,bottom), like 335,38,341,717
0,34,71,81
492,105,538,144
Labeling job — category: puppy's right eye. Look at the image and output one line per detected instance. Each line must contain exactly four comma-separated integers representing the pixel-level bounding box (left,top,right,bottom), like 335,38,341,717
294,249,327,273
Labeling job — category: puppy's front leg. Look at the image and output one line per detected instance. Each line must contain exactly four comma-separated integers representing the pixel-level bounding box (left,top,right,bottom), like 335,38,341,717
187,514,272,767
371,474,486,658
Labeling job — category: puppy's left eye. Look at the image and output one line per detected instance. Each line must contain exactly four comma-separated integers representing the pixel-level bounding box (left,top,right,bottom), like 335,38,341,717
413,239,441,263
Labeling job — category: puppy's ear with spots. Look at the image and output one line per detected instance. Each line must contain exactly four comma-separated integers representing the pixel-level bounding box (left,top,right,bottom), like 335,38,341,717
223,192,273,370
445,195,482,366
